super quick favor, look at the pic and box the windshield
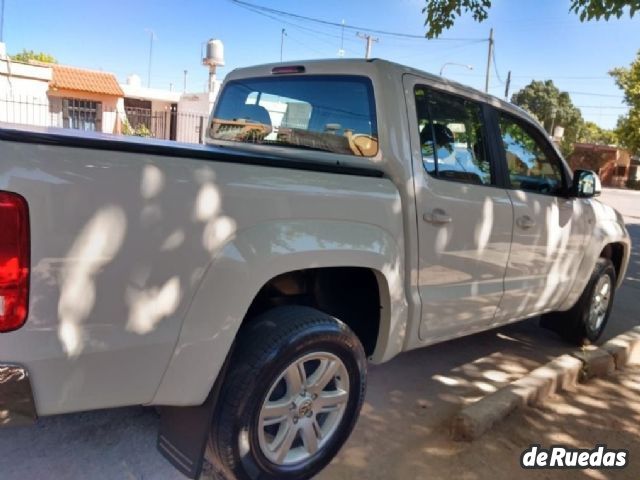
[209,75,378,157]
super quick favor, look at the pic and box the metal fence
[0,96,209,144]
[0,96,63,128]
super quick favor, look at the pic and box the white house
[0,42,53,127]
[0,41,224,143]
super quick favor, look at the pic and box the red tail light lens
[0,192,30,332]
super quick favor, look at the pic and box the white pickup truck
[0,59,630,480]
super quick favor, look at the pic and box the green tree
[423,0,640,38]
[610,50,640,155]
[577,121,618,145]
[10,49,57,64]
[511,80,583,156]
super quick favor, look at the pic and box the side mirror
[571,169,601,198]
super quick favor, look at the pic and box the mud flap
[157,392,217,478]
[157,352,232,479]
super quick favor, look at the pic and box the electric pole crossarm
[356,32,378,59]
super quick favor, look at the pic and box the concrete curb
[450,326,640,441]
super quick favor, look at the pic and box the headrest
[420,123,455,146]
[238,104,272,127]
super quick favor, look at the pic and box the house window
[124,98,152,130]
[63,99,102,131]
[615,165,627,177]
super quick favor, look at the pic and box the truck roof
[225,58,535,126]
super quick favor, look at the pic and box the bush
[121,119,152,138]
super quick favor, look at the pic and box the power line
[229,0,485,41]
[566,90,624,98]
[235,0,361,50]
[576,105,628,109]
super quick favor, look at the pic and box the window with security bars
[62,99,102,131]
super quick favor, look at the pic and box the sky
[4,0,639,129]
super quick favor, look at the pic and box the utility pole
[549,107,557,135]
[484,28,494,93]
[357,32,378,59]
[183,70,188,92]
[280,28,286,62]
[504,70,511,100]
[145,29,156,88]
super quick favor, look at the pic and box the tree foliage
[610,50,640,154]
[423,0,639,38]
[511,80,583,134]
[511,80,583,156]
[577,121,618,145]
[10,49,57,64]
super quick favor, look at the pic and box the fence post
[199,116,204,144]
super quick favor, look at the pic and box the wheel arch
[557,221,630,311]
[151,219,408,406]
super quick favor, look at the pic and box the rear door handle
[423,208,452,225]
[516,215,536,230]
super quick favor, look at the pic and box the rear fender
[152,219,407,406]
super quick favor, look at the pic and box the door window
[498,113,565,195]
[414,86,493,186]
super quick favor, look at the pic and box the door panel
[493,111,588,322]
[417,178,514,339]
[496,191,588,321]
[403,75,514,341]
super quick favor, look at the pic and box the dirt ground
[320,366,640,480]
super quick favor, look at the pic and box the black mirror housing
[571,169,601,198]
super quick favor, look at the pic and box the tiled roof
[50,65,123,96]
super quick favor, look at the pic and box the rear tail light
[0,192,30,332]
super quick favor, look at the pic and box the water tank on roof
[553,126,565,140]
[203,39,224,67]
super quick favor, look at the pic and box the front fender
[557,216,630,311]
[152,219,407,406]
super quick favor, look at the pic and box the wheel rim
[257,351,350,466]
[588,274,612,332]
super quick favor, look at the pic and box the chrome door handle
[423,208,452,225]
[516,215,536,230]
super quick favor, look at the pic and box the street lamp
[439,62,474,76]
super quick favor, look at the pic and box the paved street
[0,189,637,480]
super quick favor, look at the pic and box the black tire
[206,306,367,480]
[540,258,616,345]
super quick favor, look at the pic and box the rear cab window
[210,76,378,156]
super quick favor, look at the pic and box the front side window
[498,113,565,195]
[414,86,493,186]
[210,76,378,157]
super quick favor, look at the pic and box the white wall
[0,58,53,127]
[177,90,218,143]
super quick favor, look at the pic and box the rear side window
[210,76,378,156]
[414,86,493,186]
